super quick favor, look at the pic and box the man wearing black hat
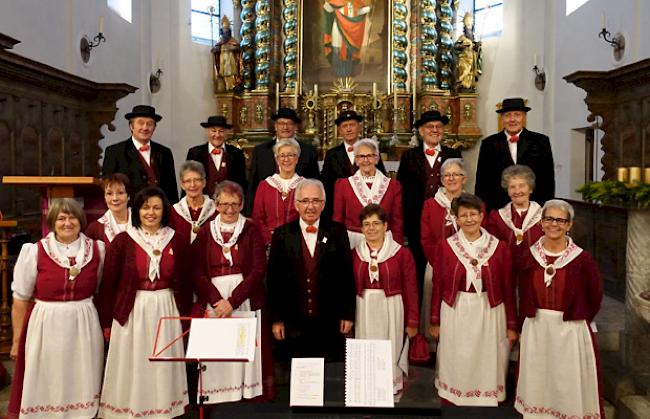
[102,105,179,202]
[475,97,555,211]
[396,110,461,293]
[247,107,319,211]
[320,110,386,221]
[186,115,247,198]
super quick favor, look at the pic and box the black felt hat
[124,105,162,122]
[200,115,233,129]
[414,110,449,128]
[335,110,363,125]
[496,97,531,113]
[271,107,301,123]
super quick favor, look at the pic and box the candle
[617,167,629,183]
[645,168,650,184]
[314,84,318,103]
[372,82,377,103]
[275,82,280,111]
[99,16,105,33]
[630,166,642,183]
[601,12,606,29]
[533,54,538,67]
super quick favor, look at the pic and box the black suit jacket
[475,128,555,212]
[247,138,320,209]
[102,138,179,203]
[319,143,387,221]
[185,143,248,194]
[396,143,461,244]
[266,219,356,334]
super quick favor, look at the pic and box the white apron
[200,273,263,404]
[435,292,509,406]
[515,309,601,418]
[355,289,409,394]
[21,298,103,418]
[419,262,437,352]
[99,289,188,419]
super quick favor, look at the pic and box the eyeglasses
[217,202,241,209]
[355,154,377,160]
[296,198,324,206]
[276,121,295,127]
[442,173,465,179]
[277,153,297,160]
[181,177,205,184]
[457,212,481,220]
[541,216,570,225]
[361,220,384,228]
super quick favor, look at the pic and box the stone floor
[0,296,637,418]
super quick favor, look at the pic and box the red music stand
[149,316,257,419]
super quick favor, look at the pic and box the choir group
[7,102,603,419]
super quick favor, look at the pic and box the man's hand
[406,326,418,338]
[272,322,285,341]
[340,320,353,334]
[507,329,519,347]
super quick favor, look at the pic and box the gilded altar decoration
[282,0,299,90]
[254,1,271,90]
[212,16,242,92]
[239,0,255,90]
[454,12,482,92]
[392,0,409,91]
[438,0,454,90]
[254,103,264,123]
[420,0,438,90]
[240,105,249,125]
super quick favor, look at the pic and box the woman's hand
[10,340,19,360]
[272,322,285,341]
[428,325,440,341]
[406,326,418,338]
[507,329,519,347]
[103,327,111,342]
[214,299,233,318]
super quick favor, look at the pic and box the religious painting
[302,0,389,90]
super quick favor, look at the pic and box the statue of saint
[454,12,482,92]
[212,16,242,92]
[323,1,373,77]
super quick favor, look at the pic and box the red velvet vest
[299,236,320,318]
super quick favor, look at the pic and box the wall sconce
[599,14,625,61]
[149,69,163,94]
[80,17,106,63]
[532,65,546,91]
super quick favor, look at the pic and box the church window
[107,0,132,23]
[566,0,591,16]
[474,0,503,39]
[191,0,221,45]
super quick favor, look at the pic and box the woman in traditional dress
[252,139,303,245]
[515,199,604,418]
[333,138,403,248]
[97,186,189,419]
[85,173,131,244]
[486,164,543,262]
[169,160,217,244]
[429,193,518,406]
[192,180,269,403]
[8,198,105,419]
[353,204,418,395]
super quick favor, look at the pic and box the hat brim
[271,114,301,124]
[200,122,233,129]
[496,106,531,114]
[335,115,363,125]
[415,115,449,128]
[125,112,163,122]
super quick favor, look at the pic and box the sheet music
[289,358,324,406]
[185,316,257,361]
[345,338,394,407]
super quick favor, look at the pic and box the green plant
[577,180,650,208]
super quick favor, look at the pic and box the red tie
[347,146,354,152]
[305,225,318,234]
[509,135,519,143]
[211,148,222,155]
[139,143,150,152]
[425,148,436,156]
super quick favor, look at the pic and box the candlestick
[617,167,629,183]
[99,16,105,33]
[275,82,280,111]
[630,166,642,183]
[394,89,398,111]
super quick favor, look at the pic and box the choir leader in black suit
[475,97,555,212]
[102,105,179,203]
[266,179,356,362]
[185,115,248,197]
[396,110,461,296]
[320,110,386,221]
[247,108,320,212]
